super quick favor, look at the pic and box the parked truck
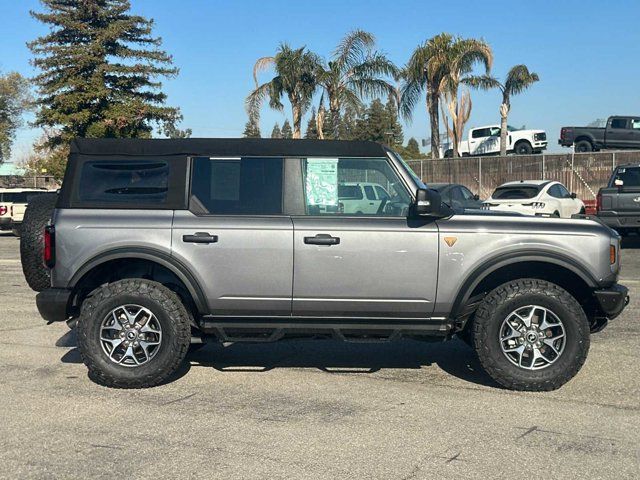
[559,116,640,152]
[597,163,640,235]
[444,125,547,157]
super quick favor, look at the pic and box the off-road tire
[514,141,533,155]
[77,279,191,388]
[574,140,592,152]
[472,279,590,391]
[20,193,58,291]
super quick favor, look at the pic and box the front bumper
[36,288,71,322]
[594,283,629,320]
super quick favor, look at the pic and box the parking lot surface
[0,232,638,479]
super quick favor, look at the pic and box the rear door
[171,157,293,316]
[291,156,439,320]
[469,128,490,155]
[610,166,640,214]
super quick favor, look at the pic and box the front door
[171,157,293,316]
[291,157,439,319]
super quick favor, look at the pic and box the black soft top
[70,138,388,158]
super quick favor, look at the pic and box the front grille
[534,132,547,141]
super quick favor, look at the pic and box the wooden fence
[406,151,640,201]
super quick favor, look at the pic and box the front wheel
[472,279,589,391]
[514,141,533,155]
[76,279,191,388]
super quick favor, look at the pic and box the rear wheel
[574,140,592,152]
[20,193,58,291]
[472,279,589,391]
[76,279,191,388]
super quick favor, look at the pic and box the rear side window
[472,128,491,138]
[190,157,283,215]
[338,185,363,200]
[610,118,628,129]
[78,160,169,204]
[363,185,376,200]
[492,186,540,199]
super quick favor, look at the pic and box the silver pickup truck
[32,138,628,391]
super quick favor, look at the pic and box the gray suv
[34,138,628,390]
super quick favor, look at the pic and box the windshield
[611,166,640,187]
[492,185,541,200]
[389,150,426,189]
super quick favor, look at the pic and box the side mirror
[570,192,577,199]
[413,188,451,217]
[473,194,480,201]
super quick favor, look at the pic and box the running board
[198,317,450,343]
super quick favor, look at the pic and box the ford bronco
[32,138,628,390]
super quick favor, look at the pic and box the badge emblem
[444,237,457,247]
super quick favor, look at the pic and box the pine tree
[338,104,359,140]
[405,137,421,157]
[271,123,282,138]
[242,113,261,138]
[322,110,340,140]
[281,119,293,139]
[28,0,184,147]
[304,108,318,139]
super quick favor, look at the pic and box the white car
[445,125,548,157]
[483,180,585,218]
[338,182,390,215]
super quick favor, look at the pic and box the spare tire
[20,193,58,291]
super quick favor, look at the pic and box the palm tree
[465,65,539,155]
[400,34,492,158]
[439,38,493,157]
[247,44,321,139]
[316,30,397,139]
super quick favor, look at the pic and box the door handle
[183,232,218,244]
[304,233,340,246]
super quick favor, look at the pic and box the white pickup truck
[444,125,547,157]
[0,188,54,236]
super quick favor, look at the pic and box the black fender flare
[450,250,599,318]
[68,247,208,313]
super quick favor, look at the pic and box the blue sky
[1,0,639,161]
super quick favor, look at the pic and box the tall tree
[0,72,32,162]
[438,37,493,157]
[247,44,321,139]
[242,112,261,138]
[281,119,293,139]
[270,123,282,138]
[316,30,397,139]
[28,0,185,148]
[304,107,319,139]
[384,95,403,146]
[405,137,421,158]
[400,33,492,158]
[465,65,539,155]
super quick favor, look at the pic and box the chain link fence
[406,151,640,202]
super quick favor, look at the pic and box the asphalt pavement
[0,232,638,479]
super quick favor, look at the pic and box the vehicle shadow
[621,235,640,249]
[57,330,500,389]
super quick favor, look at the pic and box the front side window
[78,160,169,204]
[610,118,628,129]
[190,157,283,215]
[303,157,411,216]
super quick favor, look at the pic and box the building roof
[70,138,388,158]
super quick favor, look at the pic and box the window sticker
[306,158,339,206]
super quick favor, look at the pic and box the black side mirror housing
[473,194,480,201]
[570,192,577,199]
[412,188,451,217]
